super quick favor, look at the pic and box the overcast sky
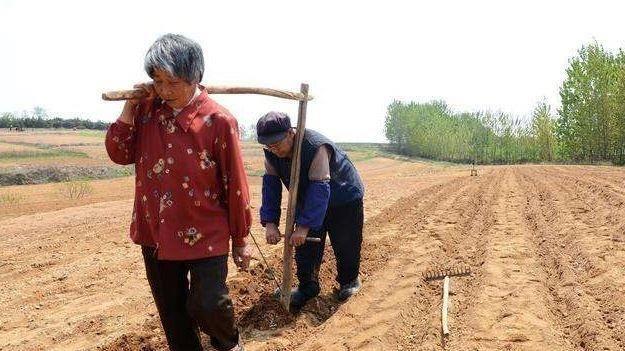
[1,0,624,142]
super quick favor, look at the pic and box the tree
[531,100,556,162]
[558,42,620,163]
[384,100,541,164]
[0,107,110,130]
[238,123,258,141]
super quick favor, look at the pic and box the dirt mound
[238,293,294,330]
[97,333,164,351]
[231,263,295,331]
[96,317,167,351]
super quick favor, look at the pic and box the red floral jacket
[105,86,251,260]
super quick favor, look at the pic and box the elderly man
[105,34,250,351]
[257,111,365,311]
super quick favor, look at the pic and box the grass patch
[77,130,106,138]
[345,149,378,162]
[0,149,89,162]
[339,143,388,162]
[376,151,460,167]
[246,169,265,177]
[113,167,134,177]
[338,142,461,166]
[0,165,134,186]
[244,162,264,177]
[58,180,94,199]
[0,192,23,206]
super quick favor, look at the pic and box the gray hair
[144,34,204,84]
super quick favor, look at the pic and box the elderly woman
[105,34,250,351]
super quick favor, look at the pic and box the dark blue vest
[264,129,364,208]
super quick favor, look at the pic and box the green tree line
[385,42,625,165]
[384,100,553,164]
[1,107,109,130]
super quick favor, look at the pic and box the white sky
[1,0,624,142]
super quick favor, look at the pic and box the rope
[248,231,282,293]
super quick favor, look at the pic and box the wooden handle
[280,83,310,311]
[102,89,147,101]
[442,276,450,335]
[102,86,313,102]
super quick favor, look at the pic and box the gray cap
[256,111,292,145]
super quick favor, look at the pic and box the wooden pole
[279,83,309,311]
[442,276,450,335]
[102,86,313,102]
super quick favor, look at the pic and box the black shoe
[338,276,361,302]
[289,289,313,311]
[227,344,244,351]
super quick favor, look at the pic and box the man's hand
[232,242,253,270]
[265,223,282,245]
[290,225,310,247]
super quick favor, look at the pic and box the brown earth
[0,130,111,169]
[0,130,104,147]
[1,149,624,350]
[0,143,42,153]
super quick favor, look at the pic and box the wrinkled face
[265,130,294,158]
[152,69,196,109]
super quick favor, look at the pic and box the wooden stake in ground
[279,83,310,311]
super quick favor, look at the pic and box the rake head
[423,264,471,281]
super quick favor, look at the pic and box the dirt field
[0,130,104,147]
[0,142,43,153]
[0,130,108,169]
[1,141,625,350]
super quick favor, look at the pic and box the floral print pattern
[177,227,203,246]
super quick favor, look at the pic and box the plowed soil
[2,162,624,351]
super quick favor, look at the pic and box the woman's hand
[118,82,156,126]
[232,242,253,270]
[131,82,157,104]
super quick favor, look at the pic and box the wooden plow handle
[279,83,310,311]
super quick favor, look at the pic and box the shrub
[59,180,93,199]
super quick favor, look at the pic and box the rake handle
[442,276,450,335]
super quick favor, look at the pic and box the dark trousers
[295,198,364,294]
[141,246,239,351]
